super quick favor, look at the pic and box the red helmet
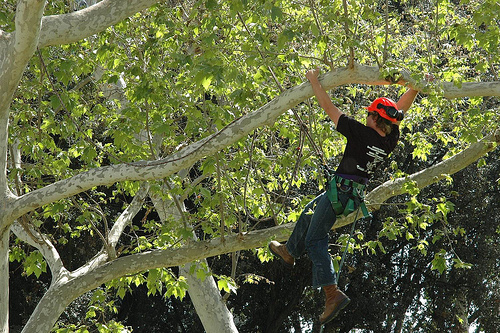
[365,97,403,123]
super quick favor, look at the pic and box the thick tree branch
[0,0,45,197]
[38,0,159,47]
[11,222,69,284]
[14,0,45,55]
[0,0,45,107]
[107,182,149,248]
[0,4,46,329]
[439,81,500,98]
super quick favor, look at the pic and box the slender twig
[71,196,108,250]
[37,55,44,142]
[342,0,355,68]
[257,170,277,225]
[308,0,334,68]
[383,0,389,64]
[163,180,189,230]
[243,131,258,232]
[144,104,157,160]
[428,0,440,71]
[308,0,323,35]
[488,54,499,81]
[434,0,440,40]
[215,152,225,242]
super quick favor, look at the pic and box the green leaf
[196,268,208,281]
[9,246,25,262]
[217,275,237,294]
[82,146,97,162]
[271,6,283,21]
[256,246,273,263]
[201,157,216,175]
[403,180,420,196]
[116,287,126,299]
[436,201,455,219]
[24,251,47,278]
[206,0,217,10]
[217,279,229,292]
[431,249,448,274]
[452,258,472,270]
[201,75,213,90]
[146,269,162,296]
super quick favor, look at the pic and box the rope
[335,204,362,282]
[289,107,335,190]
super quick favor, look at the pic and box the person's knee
[305,236,328,253]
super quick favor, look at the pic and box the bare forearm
[307,72,343,126]
[396,88,419,113]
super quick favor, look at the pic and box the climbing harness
[324,172,371,281]
[325,174,370,219]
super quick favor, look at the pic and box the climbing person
[269,68,421,325]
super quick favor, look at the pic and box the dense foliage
[5,0,499,332]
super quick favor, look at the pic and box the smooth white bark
[39,0,159,47]
[21,185,148,333]
[179,263,239,333]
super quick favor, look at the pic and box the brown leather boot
[268,241,295,268]
[319,284,350,324]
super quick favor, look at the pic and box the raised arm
[396,73,435,113]
[396,88,419,113]
[306,69,344,127]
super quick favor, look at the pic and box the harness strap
[326,175,370,218]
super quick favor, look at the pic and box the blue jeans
[285,191,352,288]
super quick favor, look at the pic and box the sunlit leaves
[431,248,472,274]
[432,249,448,274]
[23,251,47,278]
[216,275,237,294]
[436,200,455,221]
[106,268,188,301]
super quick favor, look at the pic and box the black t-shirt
[335,114,399,182]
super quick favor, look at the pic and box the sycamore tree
[1,0,499,332]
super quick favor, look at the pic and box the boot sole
[319,297,351,325]
[269,244,294,268]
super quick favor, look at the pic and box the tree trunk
[151,184,239,333]
[180,263,238,333]
[0,228,9,333]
